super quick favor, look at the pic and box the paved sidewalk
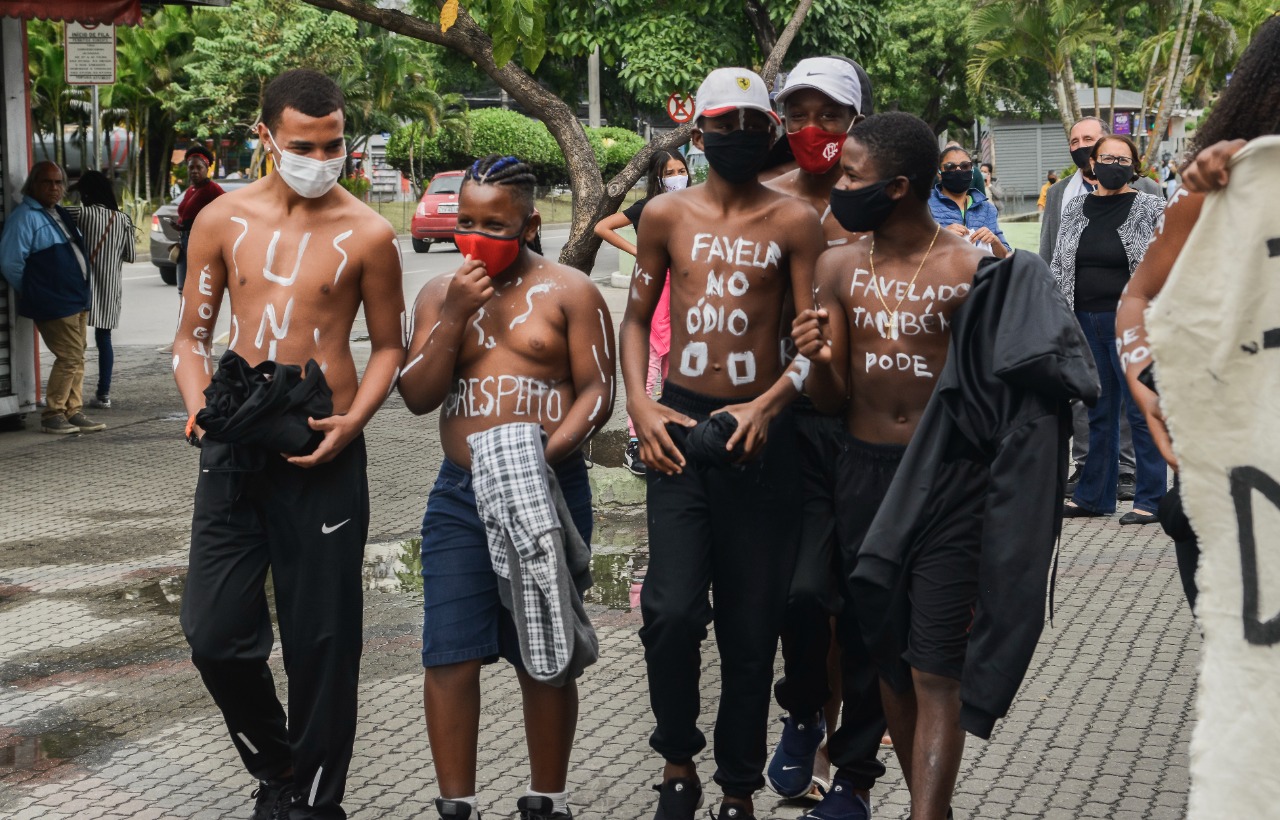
[0,344,1198,819]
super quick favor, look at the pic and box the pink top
[651,278,672,356]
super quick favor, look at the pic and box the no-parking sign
[666,92,695,124]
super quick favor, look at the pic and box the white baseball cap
[775,57,864,114]
[693,68,781,125]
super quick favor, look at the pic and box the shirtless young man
[622,68,824,820]
[760,57,889,816]
[793,113,990,820]
[172,70,406,820]
[397,155,614,820]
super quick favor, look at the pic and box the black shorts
[900,457,984,686]
[833,432,906,564]
[840,436,983,688]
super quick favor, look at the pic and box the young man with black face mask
[399,154,615,820]
[622,67,824,820]
[792,113,989,820]
[173,69,406,820]
[760,57,890,818]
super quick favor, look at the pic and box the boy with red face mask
[761,57,889,820]
[398,154,616,820]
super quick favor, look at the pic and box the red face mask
[788,126,847,175]
[454,223,527,277]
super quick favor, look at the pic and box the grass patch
[397,536,423,592]
[1002,221,1041,254]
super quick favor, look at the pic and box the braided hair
[464,154,537,212]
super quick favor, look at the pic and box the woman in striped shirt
[69,171,134,409]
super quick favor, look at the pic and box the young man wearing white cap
[763,57,888,820]
[621,66,824,820]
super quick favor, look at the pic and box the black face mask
[939,169,971,195]
[701,130,772,184]
[829,180,897,233]
[1094,163,1134,191]
[1071,145,1096,175]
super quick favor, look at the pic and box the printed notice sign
[65,23,116,85]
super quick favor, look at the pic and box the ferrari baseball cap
[775,56,865,114]
[694,68,781,124]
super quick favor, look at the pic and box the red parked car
[411,170,465,252]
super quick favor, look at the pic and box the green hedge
[386,108,645,189]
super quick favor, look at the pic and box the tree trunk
[55,110,65,169]
[1062,58,1083,124]
[1052,70,1074,137]
[300,0,814,274]
[742,0,778,56]
[1139,42,1161,157]
[1145,0,1201,166]
[1091,45,1100,118]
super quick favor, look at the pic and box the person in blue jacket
[929,146,1011,258]
[0,161,105,434]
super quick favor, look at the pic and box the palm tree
[968,0,1110,136]
[1143,0,1202,165]
[341,25,468,191]
[27,23,89,169]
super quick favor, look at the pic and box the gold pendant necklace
[869,225,941,340]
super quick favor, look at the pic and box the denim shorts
[420,454,593,669]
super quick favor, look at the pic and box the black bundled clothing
[683,411,746,466]
[196,350,333,471]
[851,252,1100,740]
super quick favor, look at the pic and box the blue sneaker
[765,712,826,799]
[798,779,870,820]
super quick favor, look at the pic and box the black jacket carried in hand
[196,350,333,471]
[851,252,1100,740]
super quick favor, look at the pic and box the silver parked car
[150,178,251,285]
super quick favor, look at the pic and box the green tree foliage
[866,0,1051,134]
[169,0,360,137]
[968,0,1110,135]
[386,108,645,188]
[340,22,468,169]
[551,0,756,107]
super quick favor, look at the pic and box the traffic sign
[666,92,694,124]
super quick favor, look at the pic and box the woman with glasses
[1051,134,1167,524]
[928,145,1011,258]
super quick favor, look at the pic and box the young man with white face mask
[172,69,405,820]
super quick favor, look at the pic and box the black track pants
[774,407,842,720]
[181,437,369,820]
[639,384,800,799]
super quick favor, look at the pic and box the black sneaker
[250,780,292,820]
[625,438,647,476]
[435,797,479,818]
[653,777,703,820]
[1117,473,1136,501]
[518,794,572,819]
[1065,466,1082,497]
[715,804,757,820]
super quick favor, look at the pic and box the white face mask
[264,127,346,199]
[662,174,690,192]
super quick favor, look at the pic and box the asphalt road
[110,227,621,347]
